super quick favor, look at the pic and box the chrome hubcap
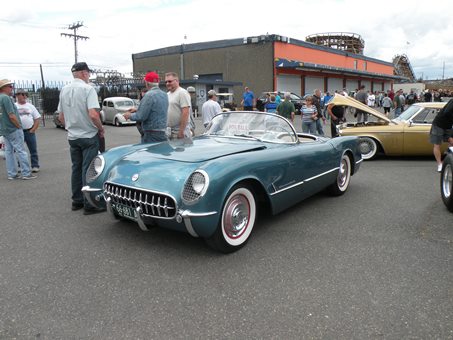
[223,195,250,239]
[338,158,349,188]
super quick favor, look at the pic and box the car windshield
[116,100,134,108]
[393,105,421,122]
[205,111,298,143]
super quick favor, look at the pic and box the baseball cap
[187,86,196,93]
[144,71,159,83]
[71,62,93,73]
[207,89,217,96]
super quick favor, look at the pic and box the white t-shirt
[15,102,41,129]
[201,99,222,126]
[367,94,376,107]
[167,87,191,129]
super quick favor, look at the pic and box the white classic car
[100,97,136,126]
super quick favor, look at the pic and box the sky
[1,0,453,83]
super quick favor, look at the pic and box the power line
[61,21,89,64]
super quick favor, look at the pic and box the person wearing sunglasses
[15,89,41,173]
[0,79,36,180]
[165,72,192,139]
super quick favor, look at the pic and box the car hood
[329,93,392,123]
[119,137,266,164]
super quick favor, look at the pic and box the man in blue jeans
[241,86,255,111]
[0,79,36,180]
[15,89,41,172]
[58,62,105,215]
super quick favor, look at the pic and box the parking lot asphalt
[0,117,452,339]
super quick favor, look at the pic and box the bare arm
[8,113,21,129]
[30,118,40,133]
[59,111,65,127]
[89,108,104,137]
[178,106,190,139]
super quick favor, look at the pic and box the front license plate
[114,203,137,220]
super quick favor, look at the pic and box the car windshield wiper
[233,134,262,141]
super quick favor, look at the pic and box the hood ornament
[131,173,139,182]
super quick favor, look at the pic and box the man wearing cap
[0,79,36,180]
[15,89,41,172]
[123,71,168,143]
[201,90,222,128]
[165,72,192,139]
[58,62,105,214]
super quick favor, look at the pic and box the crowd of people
[1,67,452,211]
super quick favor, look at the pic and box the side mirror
[408,119,413,127]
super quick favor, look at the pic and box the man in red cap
[124,71,168,143]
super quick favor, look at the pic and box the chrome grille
[103,182,177,219]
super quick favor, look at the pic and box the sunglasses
[165,79,175,84]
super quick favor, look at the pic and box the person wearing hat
[15,89,41,172]
[201,90,222,128]
[123,71,168,143]
[0,79,36,180]
[58,62,105,214]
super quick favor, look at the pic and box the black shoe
[83,207,106,215]
[71,202,84,211]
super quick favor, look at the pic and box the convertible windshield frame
[205,111,299,144]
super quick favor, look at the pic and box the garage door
[361,80,371,92]
[345,79,358,93]
[383,81,392,92]
[327,78,343,94]
[304,76,324,96]
[276,75,301,96]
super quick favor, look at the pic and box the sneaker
[22,174,37,180]
[7,174,21,180]
[437,164,442,172]
[32,167,40,173]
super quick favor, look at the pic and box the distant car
[0,135,5,158]
[330,94,448,160]
[100,97,136,126]
[82,111,362,253]
[256,91,303,113]
[53,111,64,128]
[441,147,453,212]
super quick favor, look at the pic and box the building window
[363,61,367,70]
[354,60,358,69]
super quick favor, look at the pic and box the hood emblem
[131,173,139,182]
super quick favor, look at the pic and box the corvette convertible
[82,111,362,253]
[329,94,448,160]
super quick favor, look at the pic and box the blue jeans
[142,131,167,143]
[302,121,316,134]
[394,107,402,118]
[315,118,325,136]
[4,129,31,177]
[23,130,39,168]
[68,136,99,208]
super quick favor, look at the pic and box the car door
[403,107,440,155]
[104,100,115,124]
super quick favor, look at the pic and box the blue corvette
[83,111,362,252]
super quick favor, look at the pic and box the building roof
[132,34,394,67]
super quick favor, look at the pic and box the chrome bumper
[81,185,104,208]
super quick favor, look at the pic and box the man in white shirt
[15,89,41,172]
[165,72,191,139]
[201,90,222,128]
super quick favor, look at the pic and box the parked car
[82,111,362,253]
[330,94,448,160]
[53,111,64,128]
[0,135,5,159]
[100,97,136,126]
[441,146,453,212]
[256,91,304,113]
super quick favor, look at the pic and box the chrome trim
[356,158,363,164]
[135,206,149,231]
[270,167,339,196]
[178,210,218,238]
[86,155,105,183]
[82,185,102,207]
[182,169,210,205]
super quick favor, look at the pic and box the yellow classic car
[329,94,448,159]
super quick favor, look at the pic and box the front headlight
[182,170,209,204]
[86,155,105,183]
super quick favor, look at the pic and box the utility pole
[61,21,89,64]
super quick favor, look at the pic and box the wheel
[358,137,378,160]
[327,154,351,196]
[206,184,257,253]
[114,118,121,127]
[440,155,453,212]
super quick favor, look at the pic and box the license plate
[114,203,137,220]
